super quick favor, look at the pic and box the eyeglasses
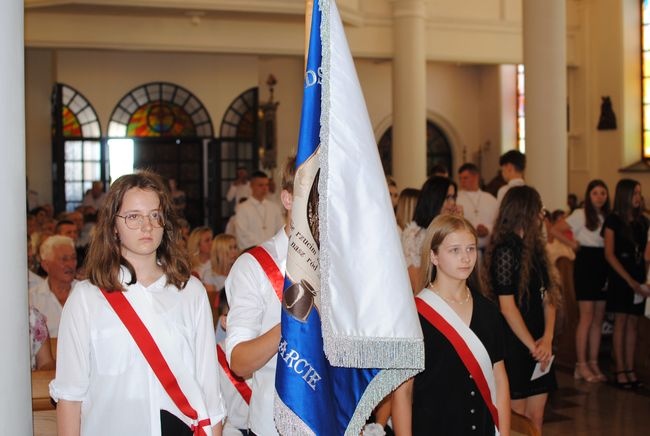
[116,211,165,230]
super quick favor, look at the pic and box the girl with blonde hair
[187,226,213,279]
[393,214,510,435]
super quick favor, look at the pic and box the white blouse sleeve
[49,282,92,402]
[189,278,226,424]
[224,254,267,363]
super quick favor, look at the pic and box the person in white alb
[226,166,252,205]
[456,163,498,252]
[225,157,295,436]
[495,150,526,207]
[29,235,77,337]
[234,171,284,250]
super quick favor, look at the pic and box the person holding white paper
[393,215,510,435]
[484,186,560,434]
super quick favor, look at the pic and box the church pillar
[0,0,32,434]
[523,0,568,209]
[391,0,427,188]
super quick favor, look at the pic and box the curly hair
[482,185,560,307]
[84,170,191,292]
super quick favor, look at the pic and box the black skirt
[573,246,608,301]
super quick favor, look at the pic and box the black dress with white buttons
[412,291,504,435]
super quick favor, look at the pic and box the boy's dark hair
[250,170,269,180]
[458,163,479,175]
[55,220,75,232]
[499,150,526,172]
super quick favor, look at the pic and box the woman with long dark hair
[603,179,649,389]
[483,186,560,433]
[551,180,610,382]
[401,176,461,292]
[52,170,224,435]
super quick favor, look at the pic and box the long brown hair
[84,170,191,292]
[483,186,560,307]
[420,214,481,292]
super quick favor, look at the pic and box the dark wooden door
[133,138,204,228]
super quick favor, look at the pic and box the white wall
[25,48,509,205]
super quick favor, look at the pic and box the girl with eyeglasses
[51,170,224,436]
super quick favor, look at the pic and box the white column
[391,0,427,188]
[523,0,567,210]
[0,1,32,434]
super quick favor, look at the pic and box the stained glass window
[516,64,526,153]
[59,85,101,138]
[220,87,258,138]
[641,0,650,159]
[108,82,213,138]
[52,84,103,212]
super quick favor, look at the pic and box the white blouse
[50,269,225,435]
[203,269,227,291]
[565,208,604,248]
[401,221,426,268]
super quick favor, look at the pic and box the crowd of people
[23,149,650,435]
[389,150,650,435]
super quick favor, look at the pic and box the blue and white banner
[274,1,424,435]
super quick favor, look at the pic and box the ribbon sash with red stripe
[216,344,252,404]
[247,246,283,302]
[101,289,211,436]
[415,296,500,431]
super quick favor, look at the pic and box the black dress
[489,232,557,400]
[602,213,648,315]
[412,290,504,436]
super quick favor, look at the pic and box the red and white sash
[216,343,252,404]
[247,246,283,302]
[101,289,212,436]
[415,289,500,434]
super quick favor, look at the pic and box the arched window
[51,84,102,212]
[108,82,213,138]
[377,120,453,178]
[210,87,260,230]
[105,83,215,228]
[219,87,258,139]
